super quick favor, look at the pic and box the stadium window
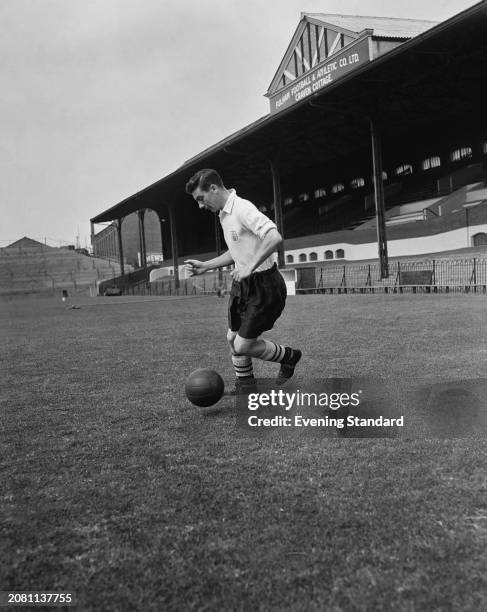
[450,147,472,162]
[331,183,344,194]
[335,249,344,259]
[314,188,326,199]
[324,250,333,260]
[422,156,441,171]
[472,232,487,246]
[309,252,317,261]
[286,254,294,263]
[299,253,307,262]
[350,177,365,189]
[298,193,309,203]
[284,197,294,207]
[395,164,413,177]
[482,142,487,154]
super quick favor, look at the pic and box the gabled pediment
[266,15,363,97]
[266,13,437,99]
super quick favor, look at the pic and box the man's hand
[231,264,254,282]
[184,259,207,276]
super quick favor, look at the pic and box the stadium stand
[89,5,487,296]
[0,237,132,296]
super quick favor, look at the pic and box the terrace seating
[0,241,132,295]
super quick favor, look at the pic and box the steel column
[168,205,180,288]
[269,158,285,268]
[370,119,389,279]
[116,217,125,277]
[137,209,147,270]
[157,212,167,260]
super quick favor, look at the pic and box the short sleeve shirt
[219,189,277,273]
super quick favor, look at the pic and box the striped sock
[232,355,254,379]
[259,340,291,363]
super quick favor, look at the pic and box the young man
[184,168,301,391]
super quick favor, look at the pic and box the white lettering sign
[271,38,370,113]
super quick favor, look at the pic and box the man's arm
[185,250,235,276]
[232,228,282,282]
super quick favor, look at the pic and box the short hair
[185,169,224,194]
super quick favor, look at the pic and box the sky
[0,0,479,247]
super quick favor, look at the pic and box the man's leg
[234,335,302,383]
[231,267,301,384]
[227,329,255,391]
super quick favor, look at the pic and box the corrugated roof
[303,14,438,39]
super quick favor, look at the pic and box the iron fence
[297,258,487,294]
[121,271,233,297]
[109,258,487,297]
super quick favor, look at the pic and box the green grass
[1,294,487,611]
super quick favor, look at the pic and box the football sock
[232,355,254,379]
[259,341,292,363]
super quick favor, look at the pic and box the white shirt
[219,189,277,273]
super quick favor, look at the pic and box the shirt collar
[221,189,236,214]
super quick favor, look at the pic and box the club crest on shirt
[231,231,239,242]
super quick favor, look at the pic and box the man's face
[192,185,220,213]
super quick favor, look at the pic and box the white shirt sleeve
[239,199,277,240]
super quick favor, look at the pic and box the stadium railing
[294,257,487,294]
[107,269,233,298]
[98,258,487,297]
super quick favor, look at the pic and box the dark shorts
[228,264,287,339]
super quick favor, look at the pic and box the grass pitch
[1,294,487,611]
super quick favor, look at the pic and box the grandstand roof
[301,14,437,39]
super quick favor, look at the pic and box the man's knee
[234,335,257,356]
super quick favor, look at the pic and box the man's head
[185,169,228,213]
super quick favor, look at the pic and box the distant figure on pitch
[216,281,226,298]
[184,169,301,393]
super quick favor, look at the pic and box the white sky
[0,0,478,247]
